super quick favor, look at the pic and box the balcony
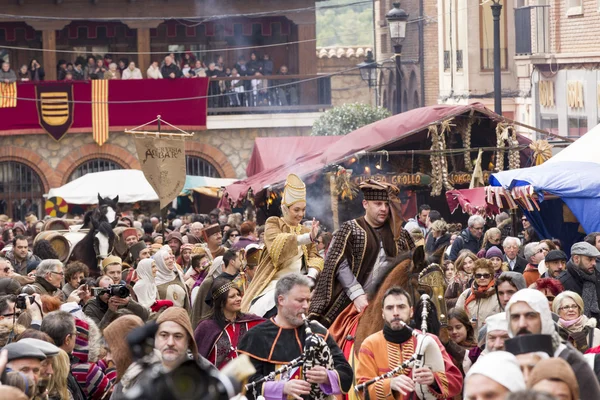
[515,5,550,55]
[207,74,332,115]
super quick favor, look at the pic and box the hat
[130,241,147,261]
[26,259,40,274]
[166,231,183,244]
[571,242,600,258]
[545,249,567,263]
[504,334,553,357]
[122,228,138,240]
[181,243,193,252]
[466,351,525,392]
[101,255,122,270]
[191,246,207,257]
[156,307,198,359]
[18,338,60,357]
[485,312,508,334]
[527,357,579,400]
[202,224,221,240]
[245,244,263,267]
[282,174,306,207]
[506,289,555,338]
[104,315,144,380]
[172,219,183,229]
[359,180,390,202]
[485,246,503,260]
[4,342,46,361]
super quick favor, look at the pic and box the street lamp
[490,0,502,115]
[357,50,378,88]
[386,2,409,115]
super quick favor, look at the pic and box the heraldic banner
[0,79,209,140]
[134,134,187,210]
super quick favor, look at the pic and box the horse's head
[97,193,120,224]
[92,219,117,260]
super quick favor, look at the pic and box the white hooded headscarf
[134,259,158,308]
[466,351,526,393]
[154,248,186,286]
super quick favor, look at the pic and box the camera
[91,284,130,298]
[15,293,35,310]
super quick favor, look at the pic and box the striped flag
[92,79,109,146]
[0,82,17,108]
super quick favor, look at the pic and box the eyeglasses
[472,227,484,231]
[537,248,549,254]
[559,304,579,312]
[50,271,65,276]
[229,234,239,237]
[475,273,492,279]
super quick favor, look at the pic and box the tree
[311,103,391,136]
[317,0,374,47]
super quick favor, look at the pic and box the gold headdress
[281,174,306,207]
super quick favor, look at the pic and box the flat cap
[4,342,46,361]
[545,249,567,263]
[571,242,600,258]
[18,338,60,357]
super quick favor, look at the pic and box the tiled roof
[316,47,373,59]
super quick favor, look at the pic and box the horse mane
[366,251,413,302]
[426,245,447,266]
[96,221,115,240]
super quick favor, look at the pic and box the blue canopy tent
[490,124,600,254]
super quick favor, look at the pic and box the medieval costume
[241,174,324,317]
[203,224,227,259]
[191,256,225,328]
[238,317,353,400]
[309,181,415,327]
[194,281,265,369]
[155,248,191,311]
[356,328,463,400]
[232,244,263,294]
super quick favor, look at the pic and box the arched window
[69,158,123,182]
[0,161,44,220]
[186,155,221,177]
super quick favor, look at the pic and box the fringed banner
[0,82,17,108]
[92,80,109,146]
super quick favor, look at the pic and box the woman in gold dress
[240,174,323,317]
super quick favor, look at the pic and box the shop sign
[352,173,431,186]
[448,171,493,186]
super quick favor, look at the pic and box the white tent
[47,170,159,204]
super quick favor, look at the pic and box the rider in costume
[309,180,415,327]
[241,173,323,317]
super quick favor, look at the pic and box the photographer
[83,276,149,330]
[0,293,43,328]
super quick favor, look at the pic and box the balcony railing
[515,5,550,55]
[207,74,332,115]
[480,48,508,70]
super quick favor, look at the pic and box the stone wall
[0,125,312,192]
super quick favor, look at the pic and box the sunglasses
[475,273,492,279]
[538,248,549,253]
[2,267,10,273]
[229,234,239,237]
[546,295,555,301]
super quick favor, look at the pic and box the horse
[83,194,120,229]
[70,217,118,276]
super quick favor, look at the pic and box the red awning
[445,188,500,217]
[246,136,341,177]
[224,103,532,205]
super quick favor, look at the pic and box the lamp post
[386,2,409,115]
[491,0,502,115]
[357,50,378,88]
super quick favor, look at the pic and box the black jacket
[557,342,600,399]
[68,355,86,400]
[425,233,451,261]
[449,228,482,261]
[560,261,600,320]
[505,255,528,274]
[161,63,182,79]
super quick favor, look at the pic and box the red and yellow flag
[92,80,109,146]
[0,82,17,108]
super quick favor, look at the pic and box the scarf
[154,249,186,286]
[35,276,58,294]
[570,263,600,317]
[464,279,497,309]
[383,323,412,344]
[134,259,158,308]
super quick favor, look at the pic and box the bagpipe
[244,314,334,400]
[355,294,445,400]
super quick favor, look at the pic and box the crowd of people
[0,173,596,400]
[0,51,300,108]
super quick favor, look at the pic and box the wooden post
[297,23,317,105]
[330,174,339,231]
[123,20,163,73]
[42,30,57,81]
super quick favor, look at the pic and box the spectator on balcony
[215,55,225,72]
[57,60,68,81]
[206,62,223,108]
[182,63,194,78]
[247,52,262,76]
[161,56,182,79]
[72,61,85,81]
[193,60,206,77]
[147,61,163,79]
[262,54,273,76]
[122,61,143,80]
[104,63,121,80]
[28,59,45,81]
[83,56,96,80]
[118,58,129,75]
[91,59,107,80]
[17,65,30,82]
[2,62,18,84]
[66,62,74,75]
[251,71,268,106]
[182,52,196,69]
[229,68,243,107]
[104,54,113,67]
[64,72,74,81]
[276,65,298,106]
